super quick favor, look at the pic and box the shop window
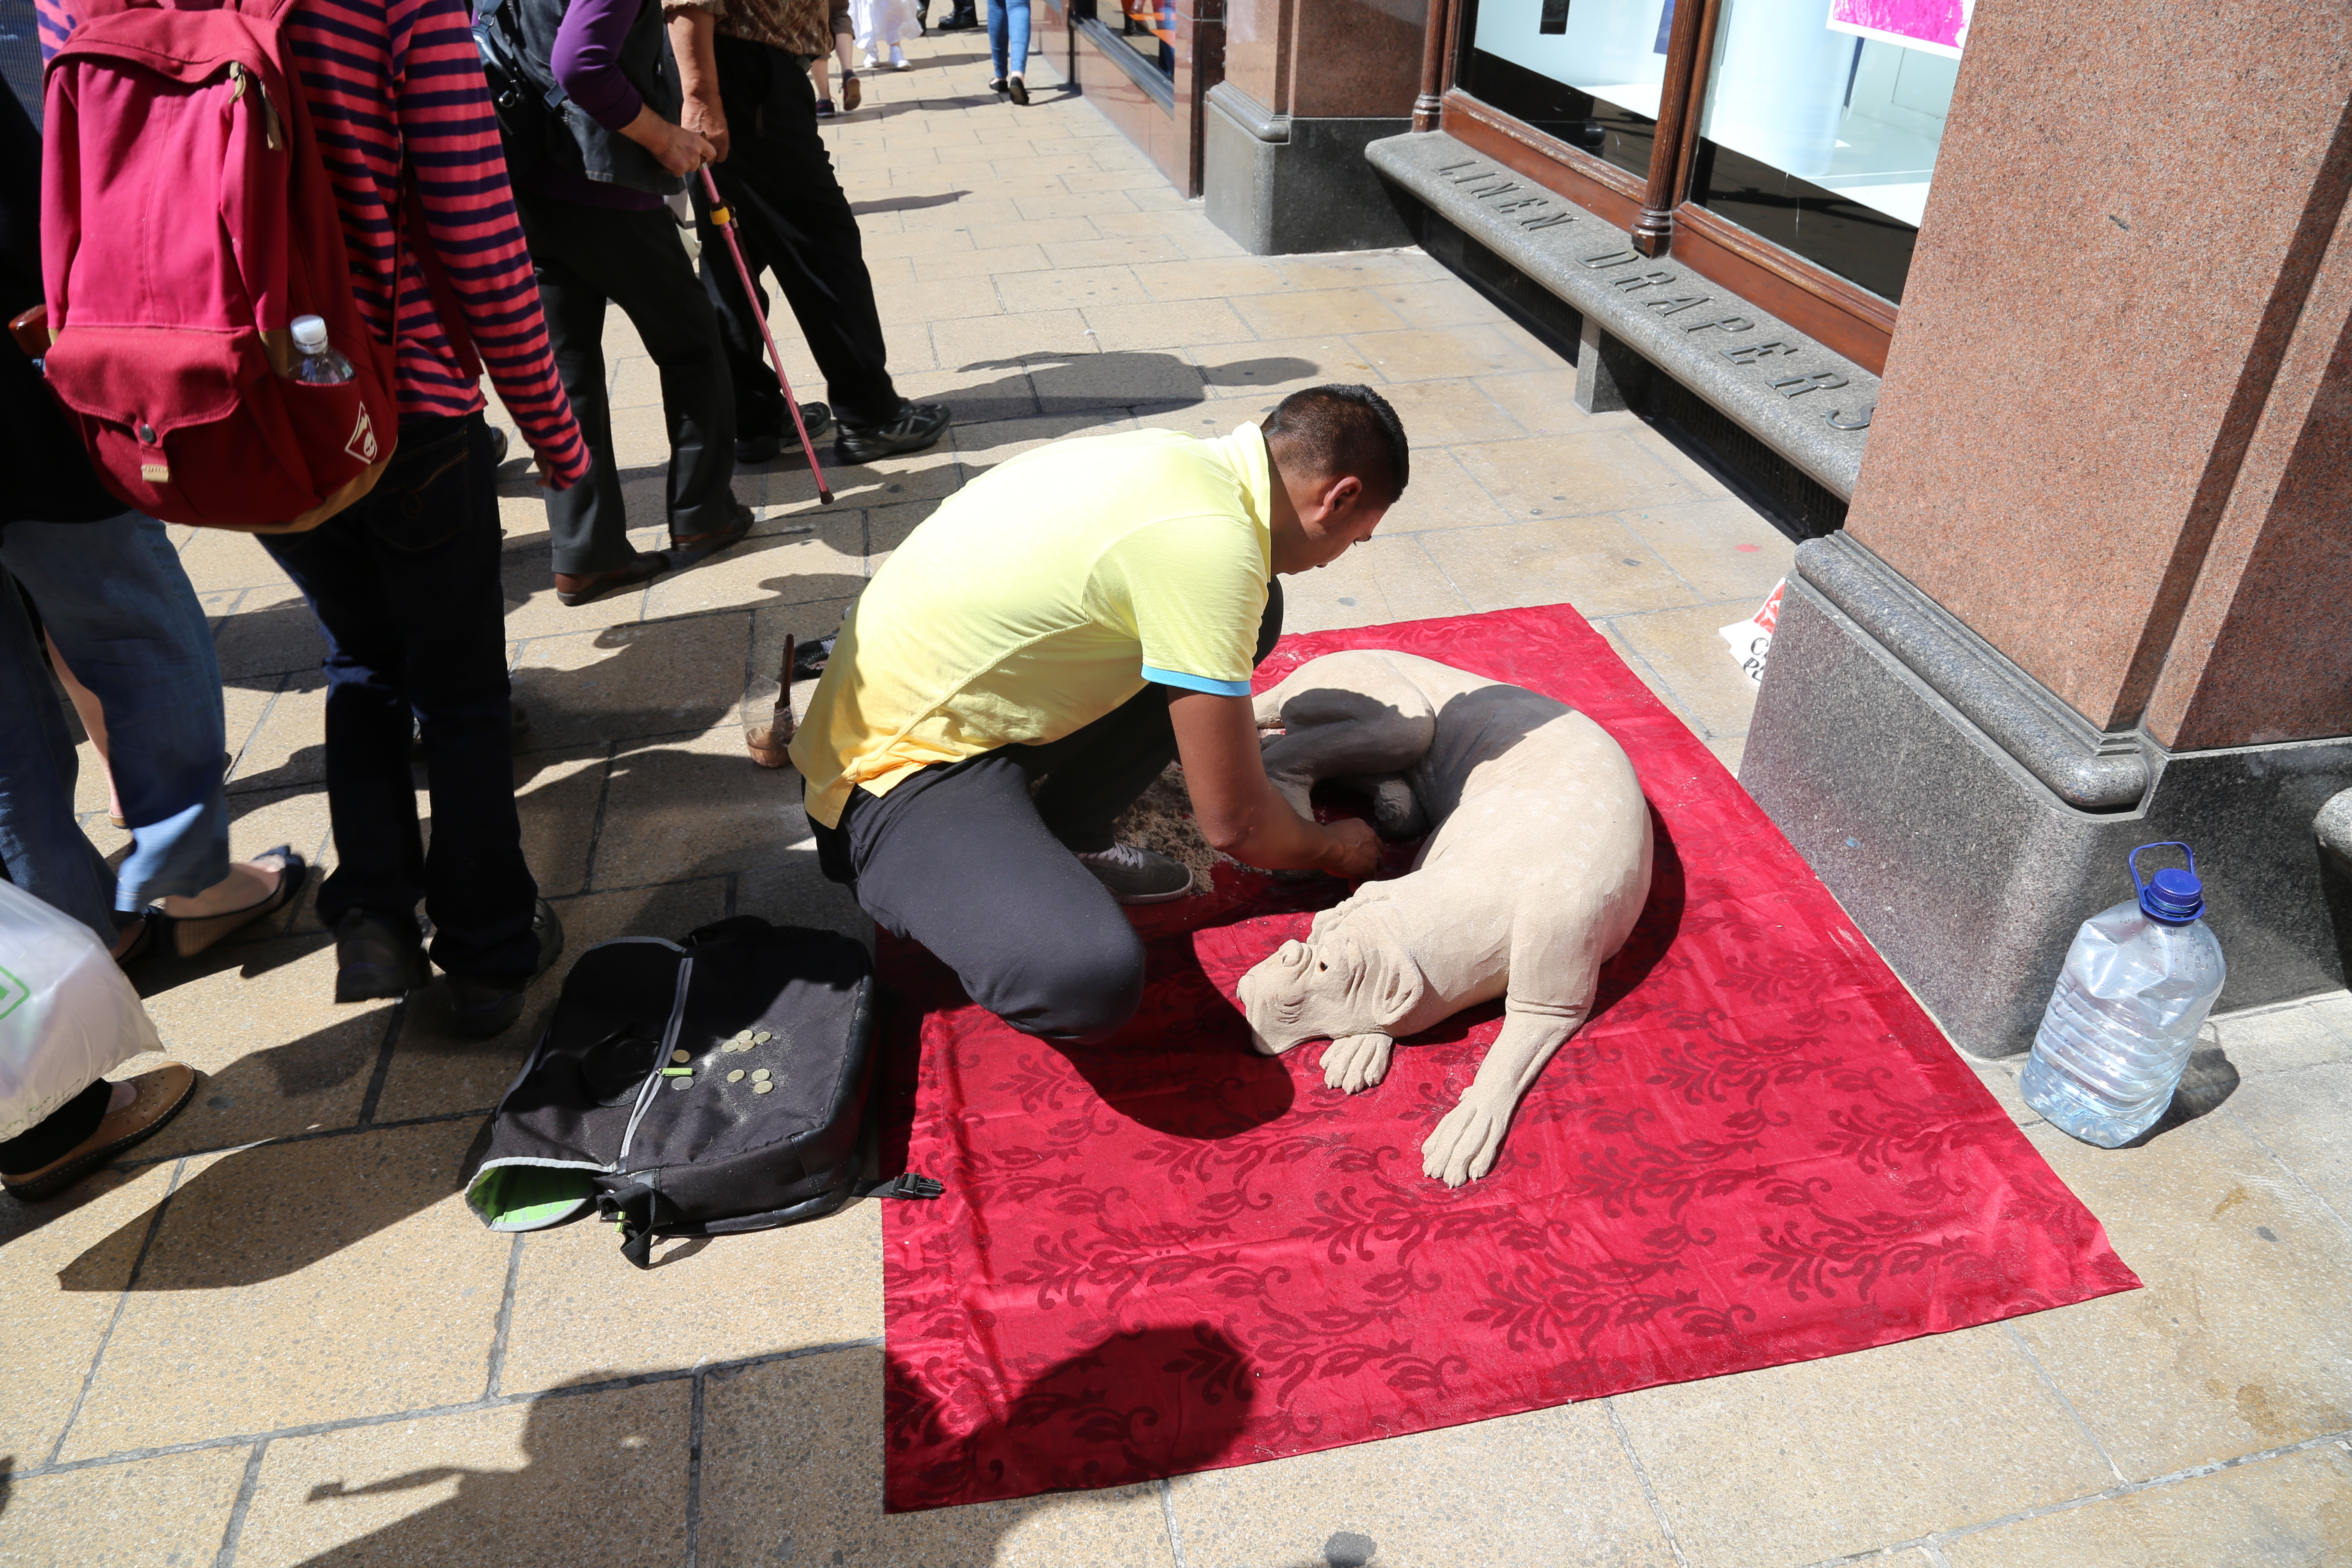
[1690,0,1963,302]
[1456,0,1664,181]
[1075,0,1176,78]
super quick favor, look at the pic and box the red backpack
[38,0,407,532]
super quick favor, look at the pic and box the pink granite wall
[1845,0,2352,744]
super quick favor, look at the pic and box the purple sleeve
[551,0,649,133]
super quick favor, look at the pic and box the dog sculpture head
[1237,917,1427,1056]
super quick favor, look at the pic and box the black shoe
[334,910,428,1003]
[444,898,565,1038]
[835,401,952,465]
[935,7,978,27]
[735,403,835,465]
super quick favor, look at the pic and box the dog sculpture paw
[1320,1032,1393,1093]
[1421,1094,1509,1187]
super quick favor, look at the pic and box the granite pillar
[1202,0,1419,254]
[1740,0,2352,1055]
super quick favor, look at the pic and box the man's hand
[667,10,730,162]
[619,105,716,176]
[1168,689,1381,879]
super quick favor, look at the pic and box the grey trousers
[812,583,1283,1043]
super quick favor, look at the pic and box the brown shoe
[554,550,669,607]
[1,1064,198,1201]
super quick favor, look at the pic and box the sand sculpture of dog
[1236,650,1653,1186]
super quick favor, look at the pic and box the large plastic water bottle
[287,315,353,385]
[2021,842,2226,1147]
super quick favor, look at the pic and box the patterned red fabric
[877,604,2138,1513]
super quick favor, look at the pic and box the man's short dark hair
[1262,384,1410,506]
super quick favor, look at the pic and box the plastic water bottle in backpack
[2020,842,2226,1148]
[287,315,353,385]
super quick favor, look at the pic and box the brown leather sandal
[1,1064,198,1201]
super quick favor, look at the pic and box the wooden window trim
[1435,0,1900,369]
[1438,88,1645,230]
[1669,203,1895,374]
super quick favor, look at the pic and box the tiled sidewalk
[8,28,2352,1568]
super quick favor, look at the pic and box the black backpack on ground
[463,916,939,1267]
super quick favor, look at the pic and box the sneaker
[735,402,835,465]
[861,51,879,68]
[889,43,909,68]
[1076,842,1192,904]
[334,909,429,1002]
[444,898,565,1039]
[841,71,862,111]
[834,400,952,465]
[814,95,837,117]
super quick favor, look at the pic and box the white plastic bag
[0,880,160,1145]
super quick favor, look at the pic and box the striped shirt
[38,0,590,483]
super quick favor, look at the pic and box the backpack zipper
[615,952,693,1168]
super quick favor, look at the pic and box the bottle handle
[2128,841,2195,897]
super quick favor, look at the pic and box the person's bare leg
[156,860,282,921]
[46,631,123,826]
[810,53,831,98]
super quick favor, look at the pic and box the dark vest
[481,0,685,197]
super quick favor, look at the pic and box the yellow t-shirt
[791,423,1275,829]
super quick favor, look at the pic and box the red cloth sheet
[876,604,2137,1512]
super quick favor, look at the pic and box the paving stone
[0,1162,179,1466]
[591,726,811,887]
[993,261,1147,313]
[227,670,327,793]
[2011,1116,2352,1480]
[1364,277,1512,330]
[128,934,392,1161]
[1372,376,1534,448]
[174,527,284,594]
[510,613,749,751]
[1275,251,1448,290]
[1472,368,1628,437]
[1608,600,1770,738]
[1129,256,1291,300]
[1280,535,1470,635]
[638,518,867,622]
[1939,1442,2352,1566]
[1356,448,1515,537]
[695,1348,1176,1567]
[0,1445,249,1566]
[1353,325,1550,384]
[1418,518,1697,618]
[1164,1400,1676,1567]
[212,587,327,680]
[1192,334,1381,402]
[1618,497,1796,603]
[61,1121,510,1458]
[1451,430,1709,521]
[1081,297,1253,354]
[2210,996,2352,1075]
[500,1198,882,1394]
[1611,1324,2116,1568]
[2220,1063,2352,1228]
[370,877,729,1124]
[231,1381,690,1568]
[1233,286,1410,339]
[744,595,858,729]
[735,853,873,946]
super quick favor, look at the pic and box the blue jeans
[0,512,230,943]
[988,0,1029,79]
[259,412,541,981]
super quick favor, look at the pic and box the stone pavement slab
[7,18,2349,1568]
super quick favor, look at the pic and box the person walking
[505,0,774,604]
[808,0,861,115]
[38,0,591,1033]
[666,0,951,466]
[851,0,917,70]
[985,0,1028,100]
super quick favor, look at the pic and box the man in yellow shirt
[790,385,1409,1042]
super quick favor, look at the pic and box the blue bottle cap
[2129,842,2204,923]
